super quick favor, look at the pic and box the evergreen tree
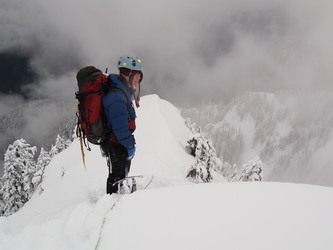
[32,147,51,194]
[185,116,263,183]
[1,139,37,216]
[186,131,217,183]
[49,134,71,157]
[238,157,263,181]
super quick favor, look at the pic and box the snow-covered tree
[186,130,220,183]
[1,139,37,216]
[185,119,226,183]
[32,147,51,194]
[49,134,71,157]
[238,157,263,182]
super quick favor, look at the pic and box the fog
[1,0,333,173]
[1,0,332,101]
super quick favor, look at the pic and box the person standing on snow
[100,54,143,194]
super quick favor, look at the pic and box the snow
[99,183,333,250]
[1,95,333,250]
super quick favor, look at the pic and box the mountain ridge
[0,95,332,250]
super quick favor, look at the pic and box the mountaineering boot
[106,175,121,194]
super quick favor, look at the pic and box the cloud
[1,0,333,176]
[20,100,74,143]
[0,94,25,116]
[0,0,333,140]
[1,0,333,106]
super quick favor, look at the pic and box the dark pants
[100,141,131,194]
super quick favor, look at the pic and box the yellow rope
[77,101,87,170]
[79,132,87,170]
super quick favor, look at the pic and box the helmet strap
[121,74,131,83]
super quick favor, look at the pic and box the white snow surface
[1,95,333,250]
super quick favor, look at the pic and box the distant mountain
[182,91,333,187]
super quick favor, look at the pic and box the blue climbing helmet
[117,54,142,71]
[117,54,143,108]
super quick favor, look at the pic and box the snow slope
[98,183,333,250]
[1,95,333,250]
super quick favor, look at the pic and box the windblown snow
[0,95,333,250]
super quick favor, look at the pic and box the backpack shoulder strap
[104,77,130,106]
[110,87,126,99]
[110,87,132,108]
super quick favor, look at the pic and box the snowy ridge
[1,95,333,250]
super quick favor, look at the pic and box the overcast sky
[0,0,333,165]
[1,0,333,106]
